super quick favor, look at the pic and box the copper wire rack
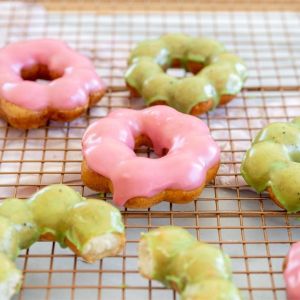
[1,1,300,299]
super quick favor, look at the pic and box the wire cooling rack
[1,1,300,299]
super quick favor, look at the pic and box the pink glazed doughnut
[284,242,300,300]
[81,106,220,208]
[0,39,106,129]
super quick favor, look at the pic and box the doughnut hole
[186,61,204,74]
[169,59,204,75]
[20,64,62,83]
[166,66,192,79]
[134,134,168,158]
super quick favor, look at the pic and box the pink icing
[0,39,106,110]
[82,106,220,206]
[284,242,300,300]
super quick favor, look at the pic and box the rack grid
[0,1,300,299]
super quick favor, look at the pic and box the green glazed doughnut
[125,33,247,115]
[138,226,241,300]
[0,184,126,300]
[241,119,300,213]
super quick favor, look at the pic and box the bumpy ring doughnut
[0,39,106,128]
[138,226,241,300]
[241,118,300,213]
[82,105,220,208]
[125,33,247,115]
[0,184,125,300]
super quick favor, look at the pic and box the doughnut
[0,184,125,300]
[138,226,241,300]
[81,105,220,208]
[0,39,106,129]
[241,119,300,212]
[125,33,247,115]
[283,242,300,300]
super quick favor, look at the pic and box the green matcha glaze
[269,162,300,212]
[186,37,225,65]
[168,242,232,290]
[161,34,191,64]
[199,62,244,96]
[241,120,300,212]
[27,184,83,243]
[139,226,241,299]
[62,199,124,252]
[211,53,247,80]
[125,33,247,114]
[181,280,242,300]
[141,226,195,284]
[0,216,19,260]
[142,74,178,105]
[0,199,39,249]
[172,77,218,112]
[241,142,289,192]
[125,58,163,92]
[128,39,170,66]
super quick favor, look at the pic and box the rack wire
[1,0,300,299]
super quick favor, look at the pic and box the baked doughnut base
[82,160,219,209]
[282,255,288,272]
[0,64,106,129]
[39,228,125,263]
[82,140,220,209]
[65,234,126,263]
[267,187,286,210]
[128,85,235,116]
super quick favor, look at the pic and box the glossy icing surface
[125,34,247,113]
[241,119,300,212]
[63,199,124,252]
[0,39,106,110]
[139,226,241,299]
[82,105,220,206]
[284,242,300,300]
[28,184,83,244]
[0,184,125,300]
[181,280,242,300]
[0,198,40,249]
